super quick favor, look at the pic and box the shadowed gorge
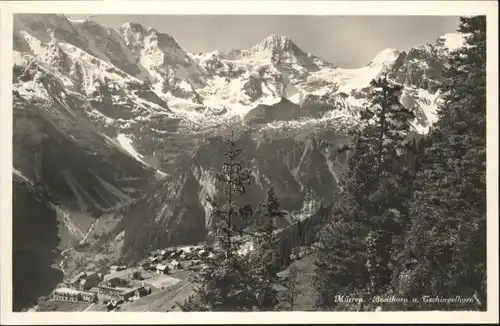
[12,178,63,311]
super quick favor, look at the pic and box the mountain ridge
[12,14,467,310]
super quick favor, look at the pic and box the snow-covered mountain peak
[12,16,468,286]
[368,48,402,67]
[248,33,304,58]
[13,13,456,142]
[119,22,181,50]
[119,22,146,34]
[259,33,293,47]
[118,21,191,72]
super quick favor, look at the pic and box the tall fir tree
[363,76,417,301]
[313,75,417,310]
[248,187,286,311]
[400,16,486,310]
[278,264,301,311]
[181,131,257,311]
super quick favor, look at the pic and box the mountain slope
[12,172,63,311]
[12,13,467,271]
[86,128,350,263]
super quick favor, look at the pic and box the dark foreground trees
[313,15,486,311]
[249,187,287,310]
[400,15,487,310]
[181,15,486,312]
[313,74,417,311]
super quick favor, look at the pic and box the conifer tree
[278,264,300,311]
[401,16,486,310]
[313,75,417,310]
[312,143,372,310]
[248,187,285,310]
[182,131,257,311]
[363,76,417,301]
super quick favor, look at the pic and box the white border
[0,1,498,324]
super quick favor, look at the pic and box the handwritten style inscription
[334,295,476,305]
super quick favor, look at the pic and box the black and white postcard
[0,1,498,324]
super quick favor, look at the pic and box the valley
[11,13,467,312]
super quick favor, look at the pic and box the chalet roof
[120,286,144,296]
[89,287,100,293]
[156,264,168,270]
[54,287,81,295]
[68,272,87,284]
[97,285,123,293]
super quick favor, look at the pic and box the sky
[70,15,460,68]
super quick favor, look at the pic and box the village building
[109,265,126,273]
[169,260,181,271]
[120,286,147,302]
[89,287,100,296]
[52,287,97,303]
[66,271,100,291]
[105,276,123,287]
[155,264,168,274]
[169,251,181,259]
[95,285,147,302]
[79,272,100,291]
[80,291,98,302]
[94,285,124,301]
[52,288,80,302]
[148,256,159,263]
[139,261,150,270]
[66,272,86,289]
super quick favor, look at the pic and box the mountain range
[12,13,466,310]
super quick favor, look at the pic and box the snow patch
[155,170,168,181]
[13,168,31,183]
[116,133,149,166]
[369,48,401,67]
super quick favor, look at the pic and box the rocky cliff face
[13,72,159,247]
[104,126,350,263]
[12,14,466,273]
